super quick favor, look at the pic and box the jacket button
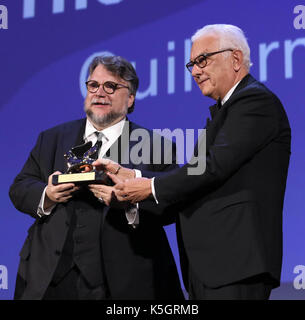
[54,250,61,256]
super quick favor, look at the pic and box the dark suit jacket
[9,119,184,300]
[154,74,291,289]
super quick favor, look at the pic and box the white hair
[191,24,252,70]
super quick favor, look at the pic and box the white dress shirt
[84,117,125,158]
[38,117,140,226]
[221,80,241,105]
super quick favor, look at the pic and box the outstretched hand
[92,159,135,181]
[88,183,128,209]
[107,173,152,204]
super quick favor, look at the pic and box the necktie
[92,132,103,160]
[217,97,222,110]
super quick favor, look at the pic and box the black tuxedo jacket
[154,74,291,289]
[9,119,184,300]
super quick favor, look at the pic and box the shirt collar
[84,117,126,143]
[221,80,241,105]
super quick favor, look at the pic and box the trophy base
[52,171,113,185]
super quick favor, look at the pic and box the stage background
[0,0,304,299]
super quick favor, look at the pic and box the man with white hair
[96,24,291,300]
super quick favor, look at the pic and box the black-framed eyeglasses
[186,49,234,73]
[85,80,130,94]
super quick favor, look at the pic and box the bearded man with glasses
[9,55,184,300]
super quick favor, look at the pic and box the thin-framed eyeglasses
[85,80,130,94]
[186,49,234,73]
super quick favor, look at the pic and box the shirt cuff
[151,177,159,204]
[37,187,56,217]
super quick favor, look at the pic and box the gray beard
[85,106,126,129]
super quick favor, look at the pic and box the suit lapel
[206,103,227,150]
[205,74,255,150]
[105,120,138,169]
[121,120,140,170]
[55,118,87,173]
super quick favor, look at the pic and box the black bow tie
[209,98,222,119]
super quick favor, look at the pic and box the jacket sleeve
[154,90,281,207]
[9,132,48,219]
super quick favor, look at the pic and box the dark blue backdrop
[1,0,304,299]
